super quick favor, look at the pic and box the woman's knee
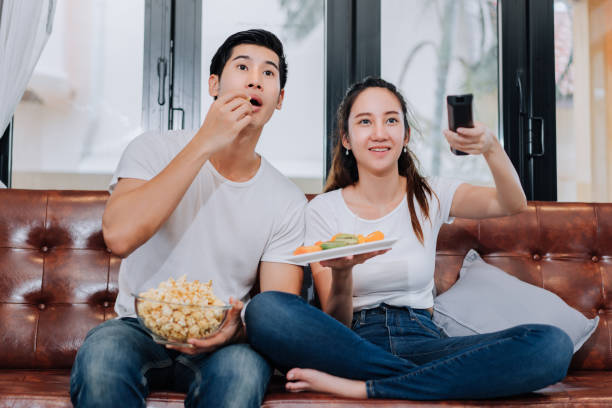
[245,291,299,331]
[541,325,573,379]
[525,324,573,382]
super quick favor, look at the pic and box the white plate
[285,238,399,266]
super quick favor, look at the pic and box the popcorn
[136,275,228,342]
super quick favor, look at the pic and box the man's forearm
[103,136,212,257]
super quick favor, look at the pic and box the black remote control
[446,94,474,156]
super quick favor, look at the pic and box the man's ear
[208,75,220,98]
[276,89,285,110]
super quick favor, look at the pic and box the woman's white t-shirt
[110,130,307,318]
[305,177,462,311]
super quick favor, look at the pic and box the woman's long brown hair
[324,77,437,244]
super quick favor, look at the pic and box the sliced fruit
[334,237,358,245]
[334,233,358,240]
[365,231,385,242]
[294,231,385,256]
[320,241,350,250]
[293,245,323,255]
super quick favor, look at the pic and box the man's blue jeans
[70,317,271,408]
[245,291,573,400]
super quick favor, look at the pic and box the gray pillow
[433,249,599,353]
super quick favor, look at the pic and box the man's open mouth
[249,96,262,107]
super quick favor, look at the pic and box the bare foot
[285,368,367,399]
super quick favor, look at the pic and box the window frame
[1,0,559,199]
[143,0,201,132]
[0,118,12,188]
[325,0,381,176]
[500,0,557,200]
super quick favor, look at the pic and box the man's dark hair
[210,29,288,89]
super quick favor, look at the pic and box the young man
[70,29,306,408]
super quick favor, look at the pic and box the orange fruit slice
[293,245,323,255]
[365,231,384,242]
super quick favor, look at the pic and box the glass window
[12,0,145,189]
[201,0,325,193]
[554,0,612,201]
[381,0,499,186]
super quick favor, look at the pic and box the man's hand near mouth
[194,91,254,155]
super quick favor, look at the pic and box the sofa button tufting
[38,304,46,311]
[103,301,110,308]
[532,254,541,261]
[592,256,599,263]
[41,246,48,253]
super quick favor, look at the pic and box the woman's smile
[368,146,391,155]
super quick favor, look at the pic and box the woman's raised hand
[319,249,389,273]
[443,121,497,156]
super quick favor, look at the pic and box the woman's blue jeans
[245,291,573,400]
[70,317,271,408]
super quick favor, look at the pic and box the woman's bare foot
[285,368,367,399]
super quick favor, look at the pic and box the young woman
[245,77,573,400]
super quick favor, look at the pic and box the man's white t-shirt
[111,130,306,318]
[305,177,462,311]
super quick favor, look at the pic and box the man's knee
[70,319,155,407]
[71,360,146,408]
[209,343,271,382]
[190,344,271,408]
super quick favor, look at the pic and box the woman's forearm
[483,138,528,214]
[323,268,354,327]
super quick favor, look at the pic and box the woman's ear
[341,133,350,150]
[405,126,411,145]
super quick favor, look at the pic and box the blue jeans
[70,317,271,408]
[245,291,573,400]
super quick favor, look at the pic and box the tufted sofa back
[0,190,610,370]
[434,203,611,371]
[0,190,119,369]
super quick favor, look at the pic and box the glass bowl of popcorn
[133,276,232,347]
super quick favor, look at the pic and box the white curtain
[0,0,55,188]
[0,0,56,138]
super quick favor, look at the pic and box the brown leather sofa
[0,189,610,407]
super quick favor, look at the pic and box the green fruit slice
[334,233,358,240]
[334,238,358,245]
[320,241,350,250]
